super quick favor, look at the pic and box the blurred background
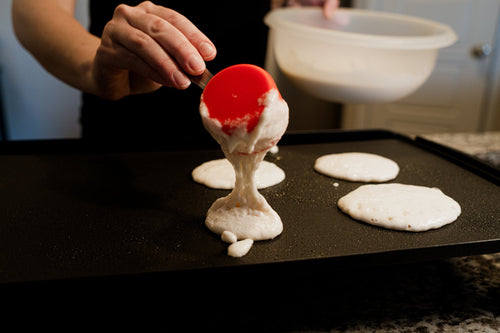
[0,0,499,141]
[0,0,88,140]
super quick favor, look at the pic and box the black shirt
[82,0,270,149]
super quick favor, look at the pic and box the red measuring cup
[201,64,282,136]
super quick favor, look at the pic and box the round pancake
[192,158,285,189]
[314,152,399,182]
[338,183,461,232]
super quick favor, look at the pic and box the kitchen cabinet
[342,0,500,133]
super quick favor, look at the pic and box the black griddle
[0,129,498,285]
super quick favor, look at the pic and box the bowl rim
[264,7,458,50]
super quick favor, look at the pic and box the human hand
[281,0,339,19]
[92,1,216,100]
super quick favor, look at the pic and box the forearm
[12,0,100,95]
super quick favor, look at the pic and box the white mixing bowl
[264,8,457,103]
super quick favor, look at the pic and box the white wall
[0,0,89,140]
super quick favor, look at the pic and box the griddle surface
[0,130,498,283]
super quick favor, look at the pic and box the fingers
[123,8,203,81]
[123,2,216,74]
[323,0,339,19]
[103,14,191,89]
[137,3,216,62]
[100,1,216,90]
[286,0,339,19]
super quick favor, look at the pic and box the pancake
[338,183,461,232]
[192,158,285,190]
[314,152,399,182]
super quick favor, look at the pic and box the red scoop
[202,64,280,135]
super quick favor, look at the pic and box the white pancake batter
[314,152,399,182]
[228,239,254,257]
[338,183,461,232]
[192,158,285,190]
[200,89,289,255]
[221,230,238,243]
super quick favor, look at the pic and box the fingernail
[173,70,190,89]
[199,42,216,59]
[187,54,205,74]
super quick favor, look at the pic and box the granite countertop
[280,132,500,333]
[422,132,500,170]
